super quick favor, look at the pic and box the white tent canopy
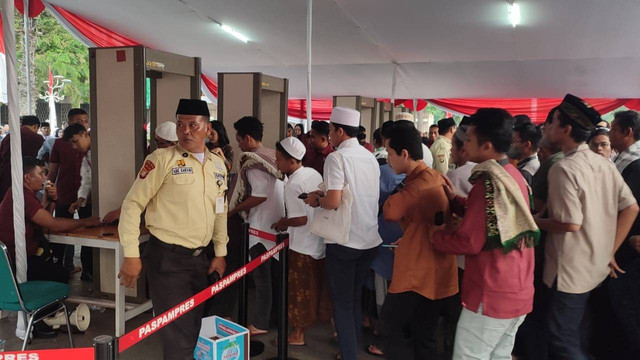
[46,0,640,99]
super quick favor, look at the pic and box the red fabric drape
[201,74,218,100]
[287,99,332,120]
[52,5,140,47]
[15,0,45,18]
[428,98,631,124]
[625,99,640,111]
[0,14,5,54]
[378,98,428,111]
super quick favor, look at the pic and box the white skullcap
[155,121,178,142]
[394,112,414,121]
[279,136,306,161]
[330,107,360,128]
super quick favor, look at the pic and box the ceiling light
[220,24,249,43]
[508,3,521,27]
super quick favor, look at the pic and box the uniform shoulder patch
[139,160,156,179]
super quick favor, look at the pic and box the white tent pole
[23,0,31,112]
[305,0,312,129]
[3,0,27,283]
[391,63,397,119]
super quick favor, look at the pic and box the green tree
[15,10,89,109]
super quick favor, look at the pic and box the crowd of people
[1,94,640,360]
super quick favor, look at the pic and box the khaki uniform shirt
[430,136,453,174]
[118,145,229,258]
[544,144,636,293]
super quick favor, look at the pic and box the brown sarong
[288,249,333,328]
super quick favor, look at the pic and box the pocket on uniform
[170,174,195,185]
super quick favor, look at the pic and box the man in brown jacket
[382,124,458,360]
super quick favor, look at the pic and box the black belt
[149,236,206,257]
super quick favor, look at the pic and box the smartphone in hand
[298,193,309,200]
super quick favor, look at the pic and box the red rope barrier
[0,347,94,360]
[118,235,287,352]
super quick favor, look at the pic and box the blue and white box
[194,316,249,360]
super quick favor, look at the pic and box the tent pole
[306,0,312,129]
[23,0,31,112]
[391,63,397,120]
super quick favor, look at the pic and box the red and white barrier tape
[248,227,277,242]
[118,235,287,352]
[0,347,94,360]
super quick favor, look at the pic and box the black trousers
[27,255,69,283]
[51,203,93,275]
[143,241,209,360]
[382,291,452,360]
[204,214,242,319]
[325,244,377,360]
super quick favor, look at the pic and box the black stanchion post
[242,222,265,358]
[238,222,249,327]
[267,233,297,360]
[93,335,116,360]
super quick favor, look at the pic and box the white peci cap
[394,112,414,121]
[330,107,361,127]
[278,136,306,161]
[155,121,178,142]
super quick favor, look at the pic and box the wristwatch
[315,198,320,207]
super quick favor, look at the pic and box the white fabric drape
[2,0,27,283]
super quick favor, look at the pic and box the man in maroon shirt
[47,108,92,279]
[0,156,101,282]
[0,116,45,202]
[303,120,334,176]
[433,108,538,359]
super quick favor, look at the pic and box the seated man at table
[0,156,102,283]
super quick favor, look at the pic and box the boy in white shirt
[272,136,330,346]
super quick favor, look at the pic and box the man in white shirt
[305,107,382,360]
[228,116,285,335]
[272,136,328,346]
[447,117,476,198]
[508,122,542,186]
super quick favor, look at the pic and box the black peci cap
[176,99,210,117]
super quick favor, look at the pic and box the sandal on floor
[366,344,385,358]
[271,337,306,347]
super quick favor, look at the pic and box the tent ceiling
[48,0,640,99]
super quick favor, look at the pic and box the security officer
[118,99,228,360]
[430,117,457,174]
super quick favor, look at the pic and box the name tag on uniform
[214,172,225,181]
[216,197,225,214]
[172,167,193,175]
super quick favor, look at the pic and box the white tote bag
[310,153,353,244]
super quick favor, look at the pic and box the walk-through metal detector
[89,46,201,299]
